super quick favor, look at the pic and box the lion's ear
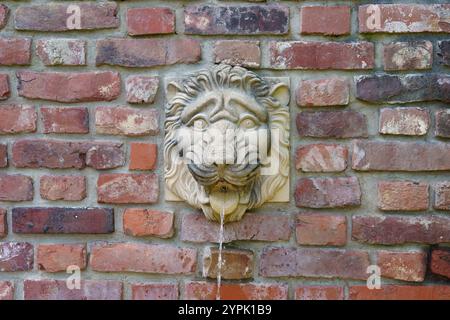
[166,81,183,101]
[269,83,290,106]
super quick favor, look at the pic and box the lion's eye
[240,117,258,130]
[193,118,208,130]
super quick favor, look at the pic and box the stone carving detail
[164,64,290,223]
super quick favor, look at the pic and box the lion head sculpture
[165,64,289,223]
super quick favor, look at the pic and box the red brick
[130,143,157,170]
[90,243,196,274]
[203,247,253,280]
[439,40,450,66]
[0,208,6,237]
[37,244,87,273]
[123,209,173,238]
[384,41,432,70]
[295,177,361,208]
[0,174,33,201]
[96,39,201,68]
[12,139,124,170]
[127,8,175,35]
[349,285,450,300]
[436,110,450,138]
[185,5,289,35]
[12,207,114,234]
[0,105,36,134]
[430,248,450,279]
[0,281,13,300]
[0,74,10,100]
[295,286,344,300]
[40,175,86,201]
[377,250,427,282]
[378,181,429,211]
[41,107,89,134]
[95,106,158,136]
[0,5,9,30]
[301,6,351,36]
[260,247,370,280]
[296,213,347,246]
[126,76,159,104]
[36,39,86,66]
[359,4,450,33]
[0,242,33,271]
[352,215,450,245]
[434,182,450,210]
[297,111,368,138]
[213,40,261,68]
[24,280,122,300]
[270,41,374,70]
[296,78,349,107]
[97,173,158,204]
[379,107,430,136]
[185,282,288,300]
[15,2,119,31]
[0,144,7,167]
[17,71,120,103]
[132,283,178,300]
[295,144,348,172]
[352,140,450,171]
[181,213,291,243]
[0,38,31,65]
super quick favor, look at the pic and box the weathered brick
[12,207,114,234]
[384,41,432,70]
[435,182,450,210]
[436,110,450,138]
[0,242,33,271]
[295,144,348,172]
[297,111,368,138]
[12,139,124,170]
[123,209,173,238]
[355,74,450,104]
[132,283,178,300]
[0,5,9,30]
[127,8,175,35]
[352,215,450,245]
[36,39,86,66]
[24,280,122,300]
[40,175,86,201]
[301,6,350,36]
[379,107,429,136]
[185,282,288,300]
[203,247,253,280]
[378,181,429,211]
[213,40,261,68]
[359,4,450,33]
[349,285,450,300]
[15,2,119,31]
[0,281,13,300]
[91,243,196,274]
[130,143,157,171]
[97,174,158,204]
[181,212,291,243]
[0,105,36,134]
[0,38,31,65]
[96,39,201,68]
[352,140,450,171]
[377,250,427,282]
[37,244,87,272]
[296,213,347,246]
[0,174,33,202]
[295,286,344,300]
[260,247,370,280]
[185,5,289,35]
[296,78,349,107]
[126,76,159,104]
[17,71,120,103]
[0,74,9,100]
[41,107,89,134]
[295,177,361,208]
[95,106,159,136]
[270,41,374,70]
[0,144,6,168]
[438,40,450,66]
[0,208,6,237]
[430,248,450,279]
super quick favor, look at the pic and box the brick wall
[0,0,449,300]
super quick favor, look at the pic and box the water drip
[216,197,225,300]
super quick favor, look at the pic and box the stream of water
[216,203,225,300]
